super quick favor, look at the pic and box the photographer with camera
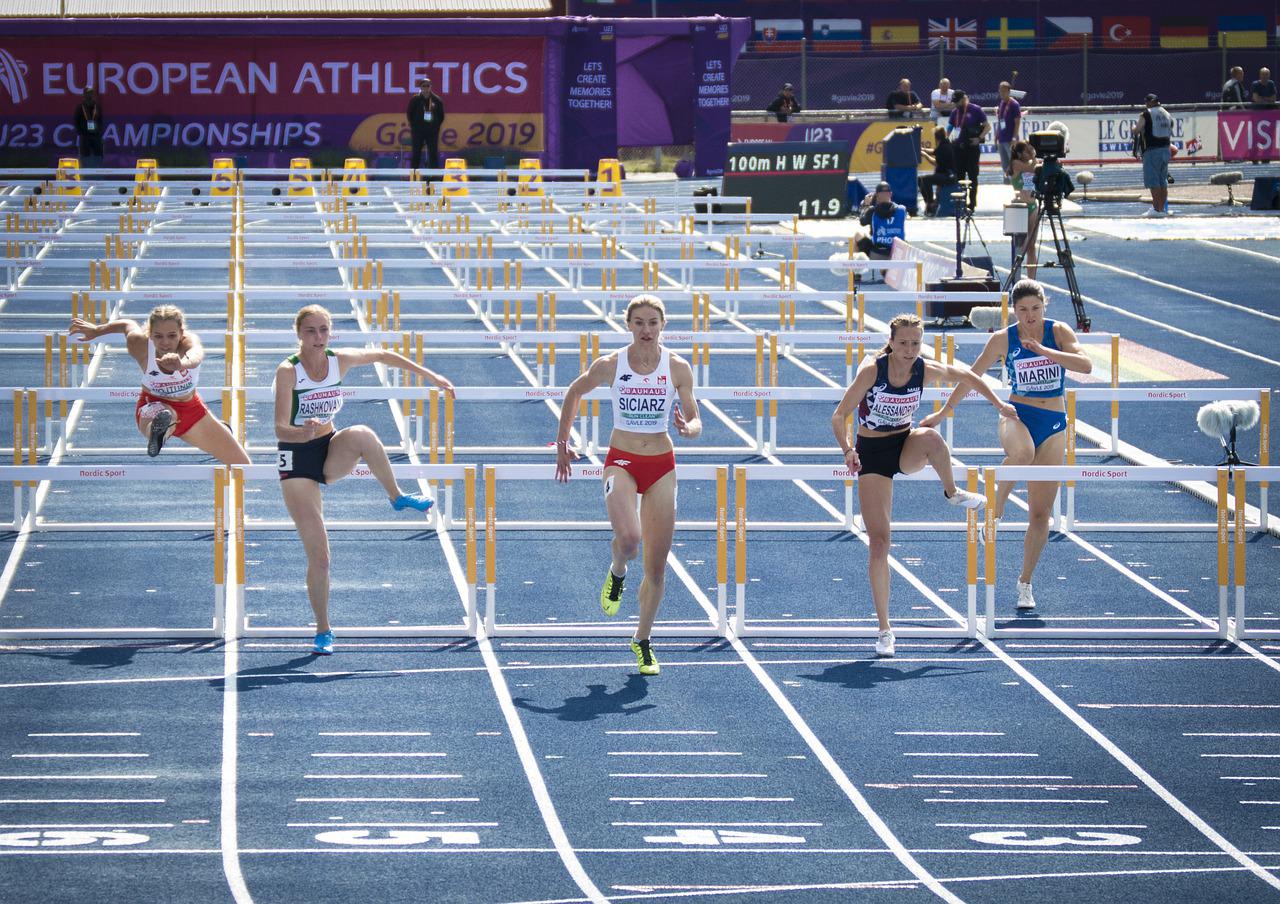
[853,182,907,277]
[948,89,989,211]
[1134,93,1172,217]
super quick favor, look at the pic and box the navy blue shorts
[277,433,333,483]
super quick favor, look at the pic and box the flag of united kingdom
[927,18,979,50]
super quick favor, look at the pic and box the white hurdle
[482,463,728,636]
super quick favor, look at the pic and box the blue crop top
[1005,320,1065,398]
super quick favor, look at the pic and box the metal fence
[733,44,1280,112]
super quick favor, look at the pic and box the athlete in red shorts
[70,304,249,465]
[556,295,702,676]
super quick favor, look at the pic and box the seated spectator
[1251,68,1277,109]
[918,127,957,216]
[930,78,956,124]
[886,79,923,119]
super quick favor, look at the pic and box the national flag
[752,18,804,52]
[927,18,979,51]
[870,20,921,50]
[1159,18,1209,49]
[813,18,863,52]
[1217,15,1268,48]
[1044,17,1093,49]
[1101,17,1151,48]
[985,18,1036,51]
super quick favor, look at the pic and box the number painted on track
[313,829,480,846]
[642,828,806,846]
[0,830,150,847]
[969,830,1142,847]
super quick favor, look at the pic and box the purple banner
[692,19,735,177]
[561,19,618,171]
[1220,110,1280,161]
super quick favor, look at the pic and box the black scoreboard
[722,141,851,219]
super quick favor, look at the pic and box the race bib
[1013,355,1062,393]
[277,450,294,471]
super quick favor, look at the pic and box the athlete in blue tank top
[938,280,1093,613]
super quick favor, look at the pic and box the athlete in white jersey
[274,305,455,655]
[555,295,702,676]
[831,313,1016,657]
[69,305,249,465]
[938,280,1091,612]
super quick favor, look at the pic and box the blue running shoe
[313,631,334,655]
[392,493,435,513]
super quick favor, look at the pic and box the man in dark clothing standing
[74,87,104,160]
[947,89,988,211]
[766,83,800,123]
[406,78,445,174]
[1222,66,1247,109]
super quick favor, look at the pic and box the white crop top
[286,351,344,426]
[611,347,677,434]
[140,338,200,398]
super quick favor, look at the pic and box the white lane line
[925,798,1109,804]
[0,775,157,781]
[309,752,447,758]
[295,797,478,803]
[317,731,432,737]
[923,238,1280,370]
[609,773,767,779]
[0,675,222,690]
[1222,777,1280,781]
[607,751,741,757]
[285,822,500,828]
[896,732,1005,737]
[11,753,148,759]
[1197,238,1280,263]
[1203,754,1280,759]
[27,732,141,737]
[0,823,176,828]
[220,561,252,904]
[1240,801,1280,805]
[1081,704,1280,709]
[611,822,823,827]
[607,797,794,803]
[302,774,462,780]
[0,798,165,804]
[1071,251,1280,325]
[935,823,1147,828]
[916,775,1073,780]
[903,753,1039,758]
[1188,733,1280,737]
[870,778,1131,783]
[605,730,718,735]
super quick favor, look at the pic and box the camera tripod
[1003,191,1091,331]
[950,178,992,279]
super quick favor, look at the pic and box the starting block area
[1,161,1279,904]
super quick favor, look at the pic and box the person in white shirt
[555,295,702,676]
[930,77,956,125]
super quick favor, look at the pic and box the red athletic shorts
[604,448,676,495]
[135,390,210,438]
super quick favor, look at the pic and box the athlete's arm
[174,331,205,371]
[273,360,323,443]
[1023,323,1092,374]
[70,317,148,369]
[926,332,1009,424]
[830,358,879,469]
[670,355,702,440]
[922,359,1016,424]
[554,354,616,482]
[335,347,455,398]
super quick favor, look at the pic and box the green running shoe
[600,568,625,616]
[630,638,660,676]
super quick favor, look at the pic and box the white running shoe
[875,630,896,658]
[947,488,987,510]
[1016,581,1037,610]
[1141,208,1161,218]
[978,516,1001,546]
